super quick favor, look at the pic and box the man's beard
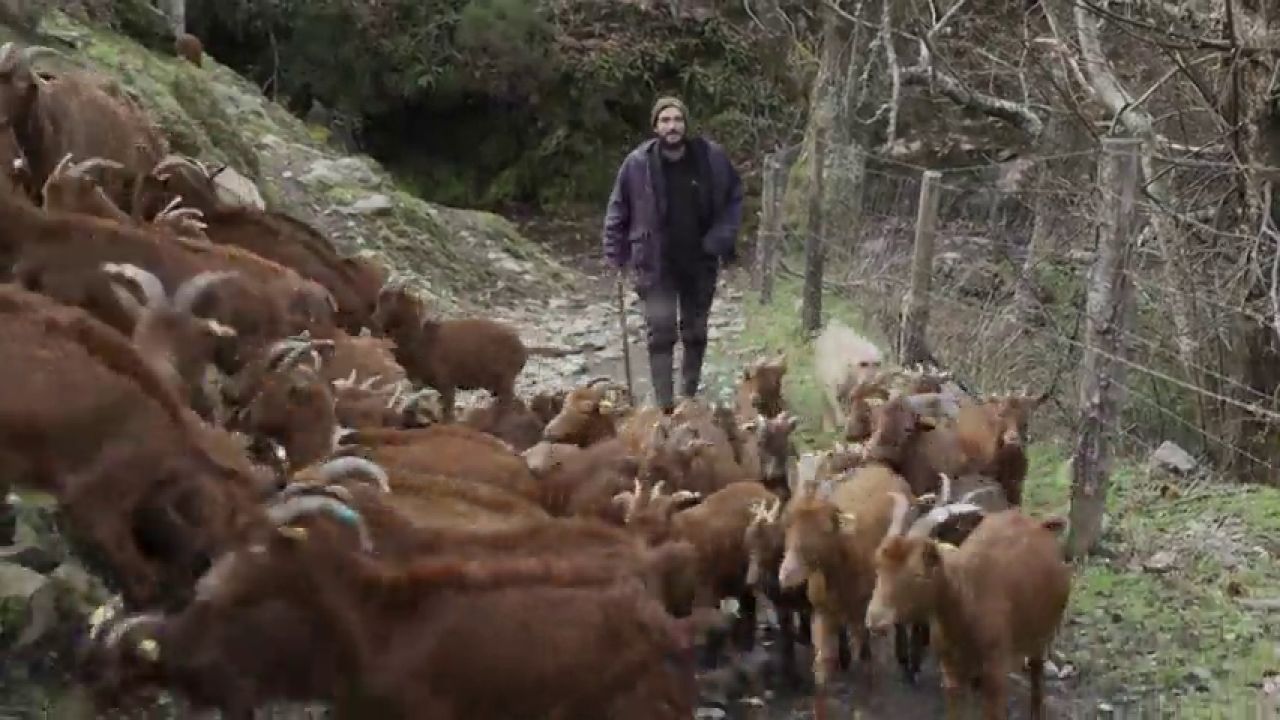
[659,132,685,149]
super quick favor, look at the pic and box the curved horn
[101,262,166,309]
[150,155,205,179]
[907,502,986,538]
[100,611,164,651]
[171,270,237,314]
[265,495,373,552]
[68,157,125,178]
[958,486,1000,505]
[885,491,911,537]
[304,456,390,493]
[265,338,309,368]
[938,473,953,504]
[277,482,356,505]
[50,153,75,178]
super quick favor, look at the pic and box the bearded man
[602,96,744,412]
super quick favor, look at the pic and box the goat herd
[0,39,1073,719]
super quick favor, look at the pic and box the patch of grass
[726,276,1280,712]
[728,274,890,449]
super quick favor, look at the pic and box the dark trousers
[637,265,718,407]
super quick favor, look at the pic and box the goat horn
[101,262,166,308]
[886,491,911,537]
[266,495,373,553]
[768,497,782,523]
[265,339,308,368]
[305,456,390,493]
[68,157,125,178]
[278,482,356,505]
[396,388,436,414]
[908,502,986,538]
[359,375,383,391]
[49,152,74,180]
[938,473,953,504]
[650,480,666,501]
[958,486,999,505]
[100,611,163,652]
[171,270,237,314]
[386,384,404,410]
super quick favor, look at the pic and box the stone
[213,164,266,210]
[0,561,46,602]
[339,193,393,216]
[1142,550,1178,574]
[1149,440,1196,474]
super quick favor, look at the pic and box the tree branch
[899,64,1046,138]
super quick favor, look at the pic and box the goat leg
[1026,652,1045,720]
[731,589,757,652]
[981,666,1009,720]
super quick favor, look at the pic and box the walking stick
[615,272,635,404]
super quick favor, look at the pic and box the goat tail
[525,341,605,357]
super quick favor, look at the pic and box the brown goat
[0,42,168,216]
[232,357,339,471]
[101,263,239,420]
[291,456,549,533]
[138,155,381,332]
[174,33,204,67]
[778,459,926,710]
[39,153,132,222]
[867,506,1071,719]
[1,190,333,362]
[0,284,270,607]
[621,480,779,665]
[278,465,696,612]
[0,122,32,200]
[739,410,798,499]
[89,508,711,719]
[372,285,553,420]
[977,392,1046,505]
[461,396,546,452]
[862,391,1000,497]
[343,424,541,502]
[533,437,644,522]
[541,378,625,446]
[743,494,815,688]
[321,330,406,386]
[735,352,788,418]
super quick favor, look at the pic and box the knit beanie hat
[650,96,689,128]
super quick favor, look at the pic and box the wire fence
[753,139,1280,488]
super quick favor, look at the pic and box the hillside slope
[2,10,577,313]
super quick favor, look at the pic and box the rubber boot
[679,342,707,399]
[649,350,676,413]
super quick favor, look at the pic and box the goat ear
[742,366,755,381]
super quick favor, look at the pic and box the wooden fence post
[1066,136,1141,559]
[755,153,779,303]
[898,170,942,365]
[801,127,828,335]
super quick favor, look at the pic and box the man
[602,96,744,413]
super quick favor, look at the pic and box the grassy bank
[725,275,1280,714]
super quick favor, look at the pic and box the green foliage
[182,0,802,208]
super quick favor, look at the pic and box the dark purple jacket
[602,136,743,289]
